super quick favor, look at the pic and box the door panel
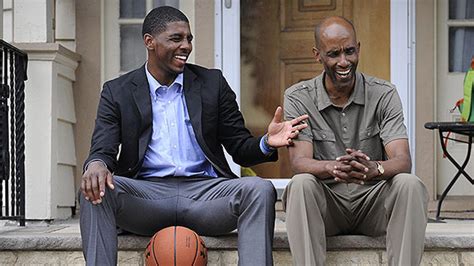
[281,0,353,31]
[240,0,388,178]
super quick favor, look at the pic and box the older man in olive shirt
[282,16,428,266]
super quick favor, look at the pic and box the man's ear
[144,33,154,50]
[312,47,321,63]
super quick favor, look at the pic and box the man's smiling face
[145,21,193,85]
[313,21,360,91]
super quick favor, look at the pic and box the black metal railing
[0,40,28,225]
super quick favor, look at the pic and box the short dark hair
[314,16,356,48]
[142,6,189,37]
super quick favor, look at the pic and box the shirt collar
[315,73,332,111]
[316,71,365,111]
[145,62,184,100]
[352,72,365,105]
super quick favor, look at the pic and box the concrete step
[1,217,473,265]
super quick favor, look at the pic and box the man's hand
[334,149,380,184]
[326,158,366,185]
[267,106,309,148]
[81,161,115,205]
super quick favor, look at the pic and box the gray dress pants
[80,175,276,266]
[282,173,428,266]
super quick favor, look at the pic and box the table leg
[436,132,473,220]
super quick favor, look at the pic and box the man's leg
[176,176,276,266]
[79,176,179,266]
[282,174,351,266]
[384,174,428,265]
[354,174,428,266]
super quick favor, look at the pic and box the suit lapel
[131,66,152,163]
[183,66,235,178]
[183,66,204,142]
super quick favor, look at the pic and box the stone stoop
[1,221,474,266]
[1,250,474,265]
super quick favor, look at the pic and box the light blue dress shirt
[139,65,218,178]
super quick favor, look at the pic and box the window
[104,0,179,80]
[448,0,474,72]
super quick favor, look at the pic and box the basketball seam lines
[174,226,177,266]
[152,234,160,266]
[191,232,198,266]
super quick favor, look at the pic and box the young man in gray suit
[80,6,308,266]
[283,16,429,265]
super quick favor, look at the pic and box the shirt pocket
[312,129,337,160]
[358,125,383,160]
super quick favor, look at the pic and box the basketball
[145,226,207,266]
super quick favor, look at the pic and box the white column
[15,43,80,220]
[13,0,54,43]
[2,0,13,42]
[55,0,76,51]
[0,0,4,39]
[12,0,80,220]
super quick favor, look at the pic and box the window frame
[102,0,182,82]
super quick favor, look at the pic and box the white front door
[436,0,474,196]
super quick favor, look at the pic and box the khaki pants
[282,173,428,266]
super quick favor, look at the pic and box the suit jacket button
[128,168,132,171]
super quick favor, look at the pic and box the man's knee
[283,173,324,210]
[79,176,125,209]
[286,173,322,193]
[241,176,277,202]
[391,173,428,203]
[78,192,88,207]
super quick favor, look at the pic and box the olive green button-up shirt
[284,72,407,161]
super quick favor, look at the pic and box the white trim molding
[391,0,417,170]
[215,0,241,176]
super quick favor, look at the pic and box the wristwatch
[375,161,385,176]
[263,134,276,151]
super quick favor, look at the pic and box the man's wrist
[85,159,107,172]
[374,161,384,177]
[260,134,276,155]
[263,134,276,151]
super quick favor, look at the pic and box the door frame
[391,0,417,170]
[215,0,417,174]
[214,0,241,176]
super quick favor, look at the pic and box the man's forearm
[377,155,412,180]
[291,157,335,179]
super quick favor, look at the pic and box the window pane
[120,24,146,72]
[153,0,179,8]
[449,27,474,72]
[449,0,474,19]
[120,0,146,18]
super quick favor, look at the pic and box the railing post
[9,50,15,220]
[0,40,27,225]
[0,49,8,217]
[14,52,26,226]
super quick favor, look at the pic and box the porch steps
[1,216,473,265]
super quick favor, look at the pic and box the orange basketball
[145,226,207,266]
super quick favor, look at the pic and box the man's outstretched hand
[267,106,309,148]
